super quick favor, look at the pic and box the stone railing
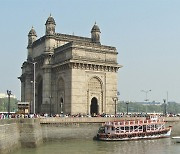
[39,117,145,124]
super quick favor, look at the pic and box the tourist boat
[172,136,180,143]
[96,115,172,141]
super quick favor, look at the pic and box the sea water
[13,138,180,154]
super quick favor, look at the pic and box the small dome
[28,26,37,36]
[45,14,56,25]
[91,22,101,33]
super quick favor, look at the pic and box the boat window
[146,125,150,130]
[155,124,158,129]
[116,127,120,130]
[134,126,138,130]
[125,126,129,130]
[112,127,115,131]
[98,127,105,133]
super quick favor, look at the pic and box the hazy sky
[0,0,180,103]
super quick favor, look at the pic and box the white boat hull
[97,129,171,141]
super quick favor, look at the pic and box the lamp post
[29,61,37,114]
[112,97,118,115]
[126,101,129,115]
[33,62,37,114]
[141,90,151,113]
[49,95,53,117]
[141,90,151,102]
[7,90,12,118]
[112,91,120,116]
[163,99,167,116]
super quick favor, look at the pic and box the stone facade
[19,15,122,115]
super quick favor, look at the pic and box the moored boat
[172,136,180,143]
[96,115,172,141]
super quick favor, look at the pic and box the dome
[28,27,37,36]
[91,22,101,33]
[45,14,56,25]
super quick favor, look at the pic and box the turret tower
[28,26,37,47]
[27,26,37,60]
[45,14,56,53]
[45,14,56,36]
[91,22,101,44]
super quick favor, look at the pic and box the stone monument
[19,15,122,115]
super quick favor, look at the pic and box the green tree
[118,101,180,114]
[0,97,18,112]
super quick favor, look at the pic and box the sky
[0,0,180,103]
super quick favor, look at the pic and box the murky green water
[13,138,180,154]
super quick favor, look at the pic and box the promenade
[39,116,180,123]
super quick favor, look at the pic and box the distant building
[137,101,161,106]
[0,93,16,99]
[167,101,177,105]
[19,15,122,115]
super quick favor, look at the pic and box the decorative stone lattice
[58,78,64,91]
[88,77,102,91]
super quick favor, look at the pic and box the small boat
[95,115,172,141]
[172,136,180,143]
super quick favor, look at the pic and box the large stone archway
[19,15,120,115]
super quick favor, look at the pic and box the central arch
[88,77,103,115]
[90,97,98,116]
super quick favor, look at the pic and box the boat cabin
[101,119,166,135]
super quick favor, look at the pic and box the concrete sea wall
[0,123,20,154]
[166,121,180,136]
[42,123,101,141]
[18,119,43,148]
[0,119,43,154]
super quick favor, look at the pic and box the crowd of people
[0,112,179,119]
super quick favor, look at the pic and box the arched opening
[88,77,103,115]
[90,97,98,116]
